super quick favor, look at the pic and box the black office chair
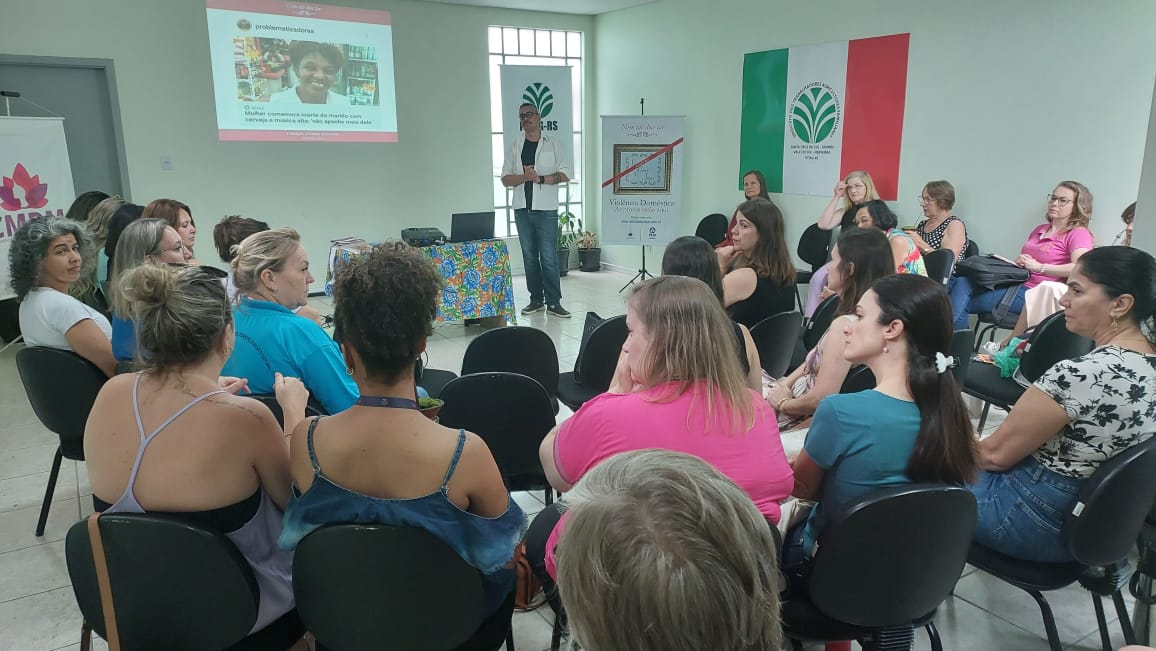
[557,315,628,411]
[462,326,560,414]
[922,248,955,286]
[797,224,833,312]
[839,365,876,394]
[294,524,514,651]
[749,312,803,378]
[248,394,327,430]
[1128,501,1156,644]
[16,347,107,536]
[962,238,1022,347]
[968,437,1156,651]
[439,372,557,504]
[66,513,303,651]
[782,484,977,651]
[804,295,839,352]
[694,213,730,247]
[950,329,975,385]
[963,310,1093,433]
[415,358,458,398]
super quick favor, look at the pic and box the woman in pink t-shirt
[523,276,794,606]
[950,181,1095,330]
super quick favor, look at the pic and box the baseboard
[599,261,636,274]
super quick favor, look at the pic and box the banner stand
[616,98,657,293]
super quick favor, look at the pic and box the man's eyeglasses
[519,112,537,119]
[1046,195,1074,206]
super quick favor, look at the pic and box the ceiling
[414,0,657,16]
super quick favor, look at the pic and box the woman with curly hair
[9,217,115,376]
[280,241,525,631]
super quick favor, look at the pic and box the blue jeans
[970,455,1083,562]
[514,209,562,307]
[950,277,1027,330]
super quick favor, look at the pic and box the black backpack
[954,255,1030,291]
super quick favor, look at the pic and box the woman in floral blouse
[972,246,1156,562]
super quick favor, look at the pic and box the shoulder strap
[86,513,121,651]
[306,416,324,473]
[440,430,468,490]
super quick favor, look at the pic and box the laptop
[449,211,496,243]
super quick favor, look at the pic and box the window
[488,27,583,238]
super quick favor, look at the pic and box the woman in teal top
[279,241,525,616]
[786,275,977,569]
[221,228,357,413]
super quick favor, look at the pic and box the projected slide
[206,0,398,142]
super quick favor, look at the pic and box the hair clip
[934,352,956,375]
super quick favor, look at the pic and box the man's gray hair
[7,217,92,299]
[556,449,783,651]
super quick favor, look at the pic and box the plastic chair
[839,365,876,394]
[922,248,955,286]
[968,437,1156,651]
[962,310,1093,433]
[462,326,560,414]
[415,358,458,399]
[797,223,833,273]
[65,513,302,651]
[782,484,977,651]
[557,315,628,411]
[247,394,327,429]
[950,329,975,384]
[804,295,839,352]
[694,213,730,247]
[15,347,107,536]
[439,372,557,503]
[749,312,803,378]
[293,524,514,651]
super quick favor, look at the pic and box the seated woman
[804,170,881,316]
[907,180,970,261]
[852,200,927,276]
[662,235,761,391]
[143,198,200,265]
[279,241,524,622]
[765,228,893,424]
[556,449,782,651]
[1115,201,1136,247]
[9,217,116,377]
[84,196,126,291]
[786,274,977,571]
[108,219,192,367]
[84,263,310,645]
[716,197,797,328]
[972,246,1156,562]
[950,181,1094,330]
[222,228,357,413]
[213,215,323,326]
[531,275,794,590]
[717,169,771,248]
[102,202,144,282]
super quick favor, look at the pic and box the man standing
[502,102,572,317]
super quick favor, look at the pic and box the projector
[401,227,447,247]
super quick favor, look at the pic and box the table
[326,238,517,325]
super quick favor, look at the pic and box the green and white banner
[499,65,573,165]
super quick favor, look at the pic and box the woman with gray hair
[108,218,191,366]
[556,449,783,651]
[9,217,115,376]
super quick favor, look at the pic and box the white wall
[0,0,593,282]
[594,0,1156,269]
[1136,78,1156,254]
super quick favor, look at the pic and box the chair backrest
[16,347,107,460]
[695,213,730,247]
[1065,437,1156,566]
[65,513,260,651]
[750,312,803,378]
[1018,310,1095,383]
[462,326,560,402]
[922,248,955,286]
[797,223,833,271]
[573,314,628,390]
[950,329,975,384]
[438,372,556,491]
[963,239,979,259]
[809,484,977,627]
[839,365,876,394]
[804,295,840,352]
[248,394,328,429]
[294,524,488,651]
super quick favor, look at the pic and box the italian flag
[739,33,909,201]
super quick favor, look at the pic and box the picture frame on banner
[612,145,673,194]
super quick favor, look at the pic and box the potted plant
[577,230,601,272]
[557,211,581,277]
[418,396,444,422]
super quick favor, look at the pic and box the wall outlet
[160,157,174,171]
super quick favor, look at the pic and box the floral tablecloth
[325,238,517,324]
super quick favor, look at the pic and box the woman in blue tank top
[279,241,526,619]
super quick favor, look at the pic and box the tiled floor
[0,268,1149,650]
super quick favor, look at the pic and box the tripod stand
[618,245,653,292]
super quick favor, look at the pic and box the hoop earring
[346,367,354,376]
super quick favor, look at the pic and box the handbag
[513,542,546,611]
[954,254,1030,291]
